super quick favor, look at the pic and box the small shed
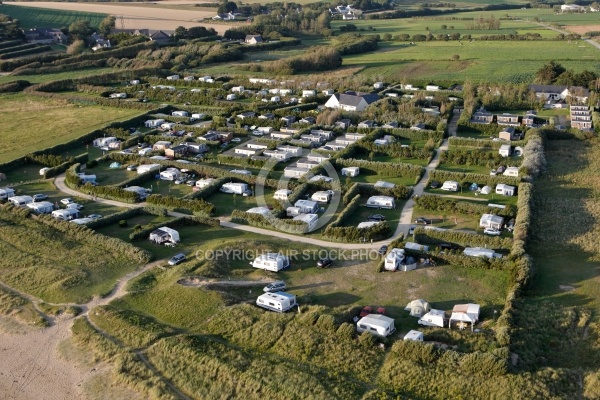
[404,299,431,318]
[357,314,396,337]
[499,144,512,157]
[404,330,424,342]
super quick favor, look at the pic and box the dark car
[408,225,417,235]
[415,217,433,225]
[168,253,186,266]
[317,258,332,268]
[430,180,441,189]
[359,306,373,318]
[378,245,388,255]
[367,214,386,222]
[32,194,49,202]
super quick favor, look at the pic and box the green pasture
[0,4,107,29]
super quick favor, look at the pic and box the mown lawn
[0,94,142,164]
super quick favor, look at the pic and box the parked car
[60,198,73,205]
[408,225,416,235]
[32,194,49,202]
[263,281,287,293]
[138,143,149,149]
[359,306,373,318]
[430,180,441,189]
[127,164,138,171]
[87,214,103,220]
[231,137,241,142]
[174,178,185,185]
[415,217,432,225]
[367,214,386,222]
[378,245,388,255]
[67,203,84,210]
[484,227,501,236]
[168,253,186,266]
[376,307,386,315]
[317,258,332,268]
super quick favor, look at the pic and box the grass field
[0,94,142,164]
[0,68,116,85]
[0,4,107,29]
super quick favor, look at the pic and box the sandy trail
[4,1,240,33]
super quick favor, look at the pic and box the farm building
[220,182,249,195]
[418,309,446,328]
[26,201,54,214]
[495,184,516,196]
[404,330,424,342]
[479,213,504,229]
[503,167,519,177]
[341,167,360,177]
[499,144,512,157]
[149,227,180,244]
[441,181,459,191]
[8,195,33,207]
[449,304,480,330]
[405,299,431,318]
[137,164,161,174]
[366,196,395,209]
[463,247,501,259]
[51,209,79,221]
[356,314,396,338]
[251,253,290,272]
[160,168,181,181]
[256,292,296,313]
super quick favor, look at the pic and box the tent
[469,182,479,191]
[404,299,431,317]
[480,185,492,195]
[449,303,480,331]
[109,162,122,169]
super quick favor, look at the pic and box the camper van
[418,309,446,328]
[256,292,297,312]
[441,181,459,192]
[356,314,396,337]
[220,182,250,195]
[7,195,33,207]
[311,190,333,203]
[366,196,395,209]
[292,213,318,231]
[0,187,15,201]
[251,253,290,272]
[51,209,79,221]
[293,199,319,214]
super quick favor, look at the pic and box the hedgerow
[429,169,521,187]
[145,194,215,216]
[230,209,309,234]
[414,195,516,218]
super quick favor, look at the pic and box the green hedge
[43,153,88,179]
[449,137,526,149]
[358,183,412,200]
[145,194,215,216]
[85,207,167,230]
[287,183,309,205]
[413,226,513,250]
[429,169,521,187]
[334,158,424,182]
[327,194,361,229]
[342,183,361,205]
[322,221,391,243]
[384,128,444,141]
[0,45,51,60]
[414,195,516,218]
[129,215,220,241]
[440,148,519,168]
[230,209,308,234]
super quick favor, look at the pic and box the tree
[98,15,115,37]
[174,26,188,40]
[68,20,94,40]
[534,61,566,84]
[67,39,85,55]
[217,1,237,14]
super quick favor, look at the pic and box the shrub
[119,220,128,227]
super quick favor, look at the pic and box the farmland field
[0,4,107,29]
[0,94,142,164]
[0,68,116,85]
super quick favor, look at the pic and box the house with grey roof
[324,91,379,112]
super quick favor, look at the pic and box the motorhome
[292,213,318,231]
[251,253,290,272]
[366,196,395,209]
[273,189,292,201]
[441,181,459,192]
[418,309,446,328]
[356,314,396,337]
[160,168,181,181]
[7,195,33,207]
[220,182,249,195]
[51,209,79,221]
[256,292,297,312]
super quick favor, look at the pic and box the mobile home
[251,253,290,272]
[8,195,33,207]
[172,111,189,117]
[220,182,249,195]
[294,199,319,214]
[503,166,519,177]
[404,242,429,252]
[404,330,424,342]
[93,136,118,148]
[311,191,332,203]
[495,184,516,196]
[26,201,54,214]
[195,178,216,189]
[160,168,181,181]
[356,314,396,338]
[292,213,318,231]
[76,173,97,184]
[479,213,504,229]
[441,181,459,192]
[463,247,501,259]
[256,292,297,312]
[0,187,15,201]
[137,164,161,175]
[366,196,395,209]
[341,167,360,177]
[449,303,480,329]
[51,209,79,221]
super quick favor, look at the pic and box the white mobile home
[273,189,292,201]
[341,167,360,177]
[294,199,319,214]
[463,247,501,259]
[93,136,118,148]
[137,164,161,175]
[195,178,216,189]
[160,168,181,181]
[172,111,189,117]
[109,93,126,99]
[495,184,516,196]
[357,221,382,229]
[293,213,318,231]
[449,303,480,330]
[0,187,15,200]
[123,186,152,200]
[311,191,332,203]
[8,195,33,207]
[149,227,180,244]
[404,242,429,252]
[356,314,396,338]
[251,253,290,272]
[144,119,165,129]
[51,209,79,221]
[404,330,424,342]
[27,201,54,214]
[284,166,310,179]
[246,206,271,216]
[479,213,504,229]
[499,144,512,157]
[220,182,249,195]
[418,309,446,328]
[166,75,179,80]
[441,181,459,192]
[503,166,519,177]
[226,94,237,101]
[256,292,297,312]
[366,196,395,209]
[71,217,94,225]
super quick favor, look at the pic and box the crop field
[0,94,142,164]
[0,207,145,303]
[0,4,107,29]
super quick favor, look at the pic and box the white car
[60,198,73,205]
[483,227,501,236]
[67,203,84,210]
[231,137,241,142]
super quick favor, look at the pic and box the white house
[324,91,379,112]
[26,201,54,214]
[426,84,441,91]
[109,93,126,99]
[263,150,291,162]
[137,164,161,175]
[220,182,249,195]
[160,168,181,181]
[251,253,290,272]
[499,144,512,157]
[283,166,310,179]
[495,184,515,196]
[356,314,395,337]
[93,136,118,148]
[293,213,318,231]
[418,309,446,328]
[149,227,180,244]
[441,181,459,192]
[479,213,504,229]
[463,247,501,259]
[503,167,519,177]
[404,330,424,342]
[256,292,296,312]
[449,304,480,330]
[172,111,189,117]
[366,196,395,209]
[273,189,292,201]
[0,187,15,200]
[7,195,33,207]
[341,167,360,177]
[311,191,332,203]
[51,209,79,221]
[144,119,165,128]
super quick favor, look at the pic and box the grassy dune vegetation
[0,4,107,29]
[0,94,142,163]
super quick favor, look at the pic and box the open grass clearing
[437,161,495,175]
[341,195,403,229]
[85,162,138,186]
[424,187,519,206]
[95,213,174,242]
[207,188,277,217]
[0,94,142,164]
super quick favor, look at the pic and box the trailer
[293,199,319,214]
[357,314,396,337]
[251,253,290,272]
[52,209,79,221]
[160,168,181,181]
[273,189,292,201]
[311,190,332,203]
[149,227,180,244]
[441,181,459,191]
[256,292,297,312]
[26,201,54,214]
[0,187,15,201]
[404,242,429,252]
[418,309,446,328]
[137,164,161,175]
[366,196,395,209]
[8,195,33,207]
[220,182,249,195]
